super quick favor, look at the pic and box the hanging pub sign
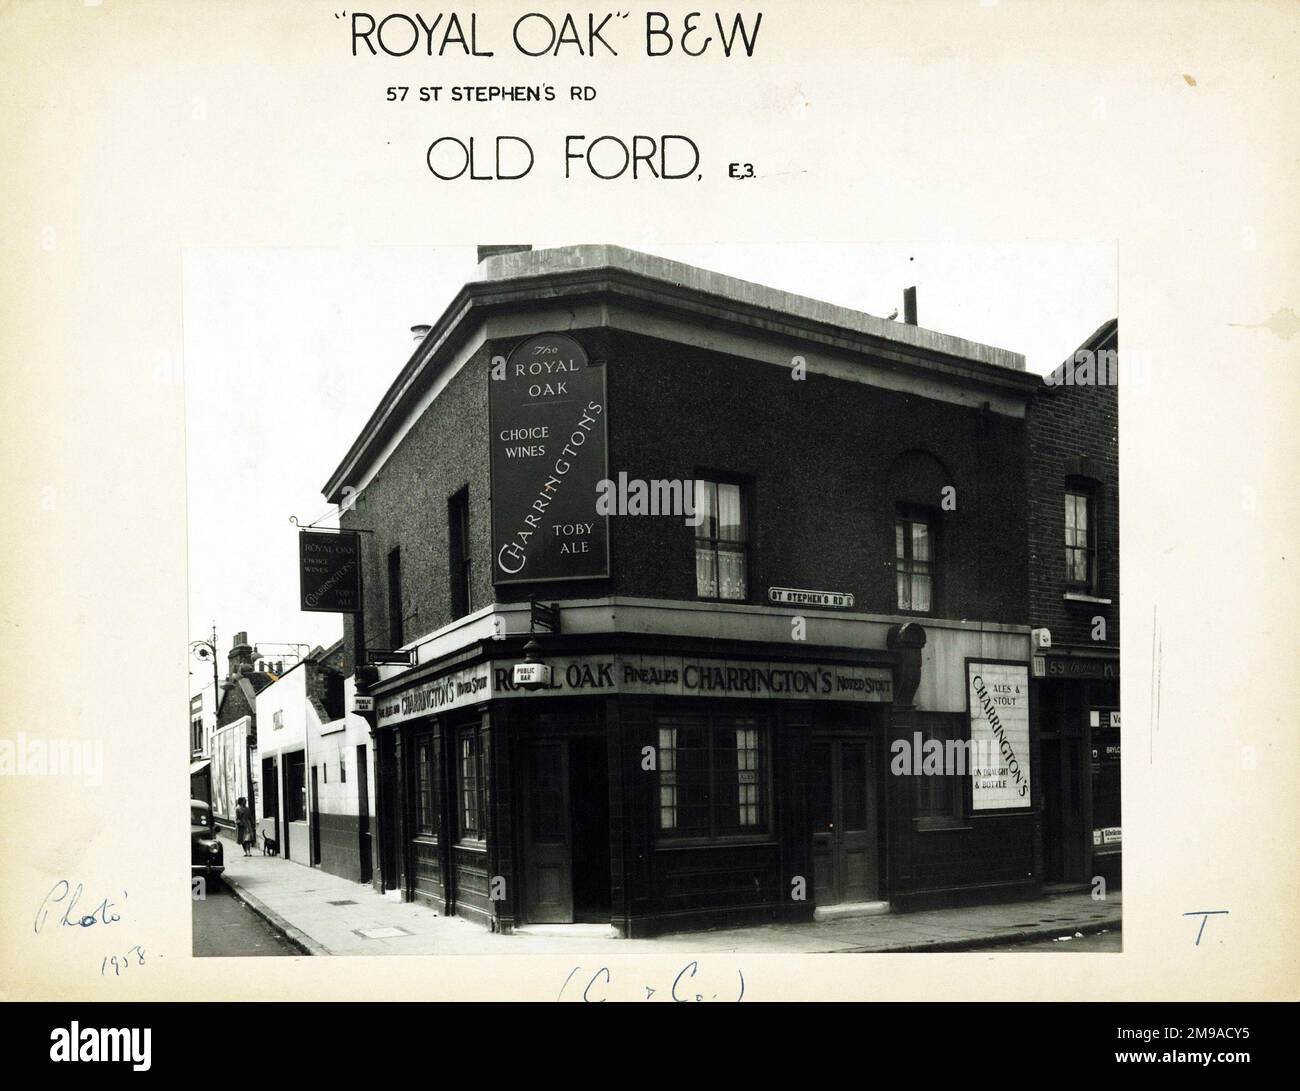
[298,530,362,613]
[489,332,609,584]
[966,660,1032,811]
[366,649,416,666]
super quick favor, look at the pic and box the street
[978,930,1121,952]
[193,874,300,957]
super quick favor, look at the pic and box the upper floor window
[895,508,935,613]
[694,478,749,601]
[449,488,472,619]
[1064,485,1096,590]
[386,546,404,648]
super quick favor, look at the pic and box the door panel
[813,738,879,905]
[811,742,835,906]
[524,740,573,923]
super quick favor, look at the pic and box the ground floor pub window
[457,727,483,841]
[414,731,438,837]
[658,712,769,837]
[913,716,965,828]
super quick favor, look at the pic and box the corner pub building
[322,245,1046,937]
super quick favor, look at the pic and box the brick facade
[1027,321,1119,649]
[342,326,1030,654]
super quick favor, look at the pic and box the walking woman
[235,796,256,857]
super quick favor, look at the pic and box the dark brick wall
[304,659,345,722]
[341,340,495,658]
[1026,337,1119,648]
[217,681,255,728]
[596,328,1028,622]
[340,325,1031,651]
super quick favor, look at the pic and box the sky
[184,240,1116,695]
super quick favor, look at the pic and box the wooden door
[310,765,321,866]
[524,740,573,923]
[356,744,372,885]
[812,738,880,905]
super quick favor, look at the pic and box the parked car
[191,798,224,878]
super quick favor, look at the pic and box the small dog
[261,831,279,856]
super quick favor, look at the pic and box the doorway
[310,765,321,866]
[377,730,400,891]
[356,744,372,885]
[284,750,306,861]
[522,736,611,924]
[1041,736,1086,882]
[811,738,880,905]
[260,756,279,844]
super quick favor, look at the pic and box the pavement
[210,831,1121,956]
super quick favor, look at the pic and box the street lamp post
[189,624,221,755]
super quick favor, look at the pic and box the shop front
[371,645,899,936]
[1032,650,1120,887]
[369,639,1034,936]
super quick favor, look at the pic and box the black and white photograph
[2,0,1295,1048]
[185,241,1120,956]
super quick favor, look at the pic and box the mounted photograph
[184,241,1119,956]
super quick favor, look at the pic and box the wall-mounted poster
[489,332,609,584]
[967,661,1032,811]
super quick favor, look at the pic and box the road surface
[192,874,300,957]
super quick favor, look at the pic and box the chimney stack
[903,286,918,326]
[476,244,532,264]
[227,631,254,681]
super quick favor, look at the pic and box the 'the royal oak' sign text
[298,530,362,613]
[489,333,609,584]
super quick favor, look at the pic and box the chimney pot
[410,324,432,343]
[903,286,918,326]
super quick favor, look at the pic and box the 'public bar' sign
[489,332,609,584]
[298,530,362,613]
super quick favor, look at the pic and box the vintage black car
[191,798,224,878]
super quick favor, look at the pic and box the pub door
[522,736,612,924]
[812,738,880,905]
[377,730,400,891]
[1041,735,1087,883]
[523,740,573,923]
[356,743,372,885]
